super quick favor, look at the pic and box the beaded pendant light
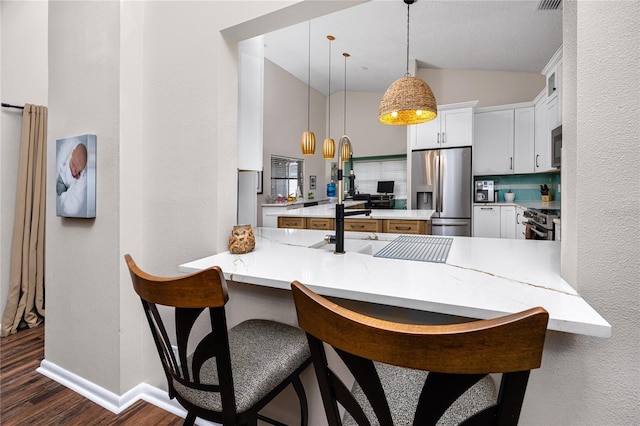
[301,21,316,155]
[322,35,336,160]
[378,0,437,126]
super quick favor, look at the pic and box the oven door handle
[530,226,548,238]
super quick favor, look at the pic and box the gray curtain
[1,104,47,336]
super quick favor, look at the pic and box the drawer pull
[394,226,411,230]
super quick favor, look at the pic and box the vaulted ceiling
[263,0,563,95]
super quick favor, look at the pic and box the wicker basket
[228,225,256,254]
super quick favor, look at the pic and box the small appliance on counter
[475,180,495,203]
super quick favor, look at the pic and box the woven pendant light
[323,35,336,159]
[341,52,351,163]
[379,0,437,126]
[302,21,316,155]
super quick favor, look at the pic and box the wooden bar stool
[125,254,311,426]
[291,280,549,426]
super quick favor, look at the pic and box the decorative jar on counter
[228,225,255,254]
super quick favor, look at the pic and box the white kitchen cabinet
[516,206,527,239]
[473,106,534,175]
[473,205,501,238]
[500,205,517,239]
[544,59,562,125]
[412,104,475,150]
[534,92,554,173]
[473,110,514,175]
[237,37,264,171]
[543,46,562,131]
[513,107,535,174]
[546,96,560,133]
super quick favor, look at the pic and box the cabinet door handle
[437,132,440,144]
[442,132,446,144]
[480,207,494,210]
[536,154,540,168]
[510,157,513,170]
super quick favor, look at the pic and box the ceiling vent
[538,0,562,10]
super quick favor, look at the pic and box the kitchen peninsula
[271,202,435,234]
[180,227,610,338]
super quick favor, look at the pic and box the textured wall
[521,2,640,424]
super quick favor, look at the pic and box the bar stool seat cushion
[343,362,497,426]
[173,319,310,413]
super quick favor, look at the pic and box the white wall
[329,90,407,157]
[44,0,308,397]
[419,68,545,108]
[0,0,48,332]
[261,59,327,213]
[46,0,123,392]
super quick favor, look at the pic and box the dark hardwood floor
[1,324,184,425]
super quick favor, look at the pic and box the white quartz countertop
[180,228,610,338]
[269,202,435,220]
[474,200,562,211]
[261,197,329,207]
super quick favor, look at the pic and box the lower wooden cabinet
[278,216,430,235]
[277,217,306,229]
[344,219,383,233]
[383,219,428,235]
[306,218,334,230]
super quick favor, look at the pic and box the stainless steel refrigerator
[411,147,472,236]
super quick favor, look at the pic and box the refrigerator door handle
[438,154,444,213]
[436,154,441,212]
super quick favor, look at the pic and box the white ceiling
[263,0,563,95]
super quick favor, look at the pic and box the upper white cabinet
[534,91,555,172]
[411,101,477,150]
[473,109,514,175]
[533,46,563,173]
[237,36,264,171]
[473,105,534,175]
[513,107,535,174]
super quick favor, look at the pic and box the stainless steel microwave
[552,125,562,168]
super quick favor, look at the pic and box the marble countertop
[269,202,436,220]
[261,197,329,207]
[180,227,610,338]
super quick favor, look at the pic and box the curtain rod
[2,103,24,110]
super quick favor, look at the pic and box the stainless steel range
[524,208,559,240]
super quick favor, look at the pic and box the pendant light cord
[343,53,349,135]
[307,21,311,131]
[406,1,411,75]
[327,36,333,138]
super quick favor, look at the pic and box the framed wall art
[56,134,96,218]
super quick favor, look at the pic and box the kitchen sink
[310,239,388,255]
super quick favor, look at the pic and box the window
[270,155,304,197]
[352,158,407,199]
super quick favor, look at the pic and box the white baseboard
[37,359,219,426]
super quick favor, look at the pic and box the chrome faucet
[330,135,372,254]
